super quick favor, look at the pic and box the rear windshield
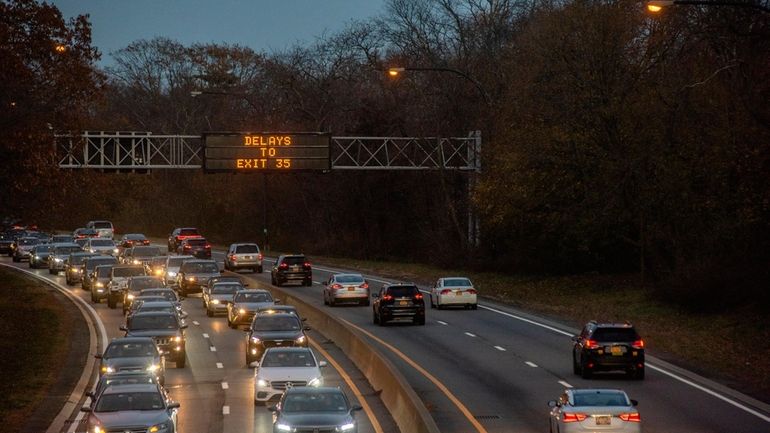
[179,228,199,236]
[182,262,218,273]
[387,286,419,297]
[252,316,301,331]
[91,239,114,246]
[96,266,113,277]
[132,246,161,257]
[283,256,306,265]
[212,284,240,294]
[573,391,629,407]
[55,246,82,255]
[53,236,73,243]
[93,222,112,229]
[187,239,207,246]
[19,238,39,245]
[86,257,117,270]
[591,328,639,342]
[130,278,163,291]
[234,292,272,303]
[443,278,472,287]
[336,275,364,284]
[235,245,259,253]
[113,267,145,277]
[141,290,177,301]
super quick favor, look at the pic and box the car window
[235,245,259,253]
[262,351,316,367]
[234,292,272,303]
[179,228,199,236]
[91,239,114,246]
[282,392,348,413]
[130,315,179,330]
[283,256,306,265]
[591,328,638,342]
[113,267,145,277]
[86,257,117,270]
[93,222,112,229]
[19,238,39,245]
[141,290,177,301]
[35,245,54,252]
[335,275,364,284]
[105,342,156,358]
[252,316,300,331]
[212,284,239,294]
[167,257,188,267]
[386,286,418,297]
[55,246,82,255]
[183,262,218,273]
[96,266,113,277]
[95,392,164,412]
[130,279,163,291]
[187,239,207,246]
[443,278,472,287]
[572,391,629,407]
[132,246,161,257]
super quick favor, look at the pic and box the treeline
[3,0,769,310]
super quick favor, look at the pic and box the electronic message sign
[203,132,331,172]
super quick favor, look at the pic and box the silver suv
[224,243,263,273]
[86,220,114,239]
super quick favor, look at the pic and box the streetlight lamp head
[55,44,67,53]
[646,0,673,12]
[387,67,405,78]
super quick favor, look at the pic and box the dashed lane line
[558,381,573,388]
[202,333,209,338]
[221,382,229,390]
[464,332,476,337]
[216,362,223,369]
[437,320,448,325]
[525,361,538,368]
[494,346,506,352]
[222,405,230,415]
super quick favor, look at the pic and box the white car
[429,277,478,309]
[86,220,114,239]
[548,389,641,433]
[85,237,118,255]
[163,255,194,287]
[253,347,326,405]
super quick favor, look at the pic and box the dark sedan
[269,387,362,433]
[82,383,179,433]
[29,244,54,268]
[121,311,187,368]
[95,337,165,385]
[246,311,308,365]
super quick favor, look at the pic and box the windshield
[387,286,419,297]
[130,315,178,330]
[443,278,472,287]
[34,245,54,253]
[212,284,239,294]
[283,256,306,265]
[141,290,176,301]
[336,275,364,284]
[151,257,166,266]
[86,257,117,270]
[591,328,639,342]
[179,228,199,236]
[137,305,175,314]
[53,236,73,243]
[235,245,259,253]
[69,254,92,265]
[186,239,207,246]
[262,350,316,368]
[252,316,300,331]
[19,238,39,245]
[182,262,218,273]
[130,279,163,291]
[105,342,157,358]
[96,266,113,277]
[234,292,272,303]
[93,222,112,229]
[132,246,161,257]
[91,239,114,247]
[95,392,164,412]
[55,246,82,255]
[282,392,348,413]
[573,391,629,407]
[113,267,145,278]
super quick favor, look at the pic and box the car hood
[251,330,303,340]
[258,366,321,382]
[185,272,219,279]
[278,412,353,428]
[234,302,274,310]
[211,294,234,301]
[126,330,181,338]
[35,252,52,257]
[104,356,158,369]
[91,410,170,428]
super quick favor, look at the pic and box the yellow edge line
[339,317,489,433]
[309,337,385,433]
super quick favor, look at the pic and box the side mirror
[303,326,311,331]
[547,400,558,408]
[630,399,638,406]
[274,299,281,304]
[318,361,327,367]
[80,407,92,413]
[168,402,181,409]
[119,325,127,331]
[267,406,277,412]
[86,391,95,398]
[94,354,102,359]
[250,361,260,368]
[351,405,363,412]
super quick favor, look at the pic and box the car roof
[112,265,144,270]
[590,321,635,328]
[231,242,258,246]
[570,388,627,394]
[237,289,271,294]
[284,386,344,395]
[183,259,215,264]
[102,383,159,394]
[333,273,364,278]
[131,311,177,317]
[141,287,174,292]
[124,233,146,237]
[131,276,163,280]
[53,242,80,248]
[257,305,296,311]
[137,301,175,307]
[265,347,312,353]
[70,252,96,256]
[108,336,155,344]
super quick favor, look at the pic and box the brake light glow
[585,339,600,349]
[467,289,477,294]
[331,284,343,290]
[229,254,237,261]
[440,289,451,295]
[303,262,312,268]
[562,413,587,423]
[257,253,263,260]
[632,339,645,349]
[414,293,423,300]
[619,413,641,422]
[382,295,393,301]
[279,263,288,269]
[359,282,369,289]
[205,243,211,249]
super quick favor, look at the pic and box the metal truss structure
[56,131,481,172]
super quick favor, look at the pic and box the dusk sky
[50,0,386,66]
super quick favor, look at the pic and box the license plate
[347,286,356,291]
[611,346,623,355]
[596,415,611,425]
[455,290,462,296]
[399,300,408,306]
[291,265,300,271]
[244,256,252,259]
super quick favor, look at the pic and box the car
[119,233,150,249]
[28,244,54,268]
[255,304,302,319]
[48,243,83,274]
[225,242,263,273]
[176,259,220,297]
[86,371,159,408]
[176,237,211,259]
[12,236,40,262]
[51,234,74,244]
[82,383,179,433]
[323,273,370,307]
[64,252,98,285]
[269,387,362,433]
[372,283,426,326]
[206,275,249,290]
[271,254,312,287]
[572,321,645,380]
[0,232,15,255]
[86,220,114,239]
[138,289,183,316]
[253,347,326,405]
[73,227,99,239]
[81,255,118,292]
[121,311,187,368]
[203,281,243,317]
[163,255,193,287]
[90,264,115,303]
[228,289,277,329]
[145,255,167,278]
[123,245,163,266]
[107,265,147,308]
[95,337,165,385]
[74,237,89,249]
[125,297,169,317]
[122,276,166,314]
[429,277,478,310]
[84,237,118,255]
[548,388,641,433]
[245,311,308,365]
[167,227,201,252]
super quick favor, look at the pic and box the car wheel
[206,308,213,317]
[572,352,580,375]
[430,295,435,308]
[257,266,263,273]
[227,315,235,328]
[414,316,425,326]
[91,292,97,303]
[12,256,19,262]
[633,367,645,380]
[329,297,336,307]
[304,279,312,287]
[176,354,186,368]
[48,268,55,275]
[372,310,379,324]
[471,304,478,310]
[580,360,592,379]
[271,275,277,285]
[362,299,370,307]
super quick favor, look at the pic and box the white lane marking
[209,346,217,352]
[558,380,573,388]
[494,346,506,352]
[312,280,322,285]
[437,320,448,325]
[216,362,223,369]
[222,405,230,415]
[525,361,538,368]
[67,410,85,433]
[478,304,573,337]
[192,320,200,326]
[464,332,476,337]
[202,333,209,339]
[221,382,229,389]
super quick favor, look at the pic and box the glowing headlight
[93,426,105,433]
[147,364,159,372]
[174,336,182,342]
[100,366,114,374]
[187,276,196,282]
[34,255,40,259]
[127,294,135,300]
[54,258,63,263]
[113,248,119,254]
[148,424,168,433]
[256,379,268,387]
[296,335,306,344]
[154,269,163,275]
[167,271,177,277]
[338,423,355,431]
[211,299,220,304]
[96,282,104,287]
[276,424,292,432]
[239,308,246,315]
[308,377,322,387]
[250,337,260,343]
[133,259,141,265]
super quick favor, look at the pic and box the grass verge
[0,268,73,432]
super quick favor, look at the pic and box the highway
[5,243,770,433]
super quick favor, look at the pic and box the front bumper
[66,267,83,282]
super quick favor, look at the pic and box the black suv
[121,311,187,368]
[572,321,645,380]
[271,254,312,287]
[372,283,426,326]
[246,312,309,365]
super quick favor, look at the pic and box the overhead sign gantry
[203,132,331,172]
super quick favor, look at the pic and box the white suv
[253,347,326,405]
[87,220,114,239]
[225,242,263,273]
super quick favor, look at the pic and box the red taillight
[359,282,369,289]
[414,293,423,300]
[619,413,641,422]
[562,413,587,423]
[632,339,644,349]
[257,253,263,260]
[440,289,452,295]
[467,288,477,294]
[303,262,312,268]
[382,295,393,301]
[229,254,236,261]
[279,263,288,269]
[184,245,191,250]
[331,284,343,290]
[143,240,150,245]
[205,243,211,249]
[585,339,600,349]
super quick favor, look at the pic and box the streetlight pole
[646,0,770,12]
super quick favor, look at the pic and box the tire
[572,353,580,375]
[323,293,328,306]
[206,308,213,317]
[49,268,56,275]
[362,299,370,307]
[471,304,478,310]
[372,310,379,325]
[28,262,33,269]
[304,279,312,287]
[257,266,263,273]
[633,367,645,380]
[414,316,425,326]
[91,291,97,303]
[329,297,336,307]
[176,354,186,368]
[107,295,117,309]
[271,275,277,285]
[227,315,235,329]
[430,296,435,309]
[12,256,19,262]
[580,360,592,379]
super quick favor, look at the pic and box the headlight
[174,336,182,342]
[96,282,104,287]
[250,337,260,343]
[276,424,292,432]
[54,258,63,263]
[127,294,135,300]
[187,276,196,281]
[75,268,82,273]
[100,366,114,374]
[113,248,119,254]
[296,335,306,344]
[154,269,163,275]
[338,423,355,432]
[147,364,159,372]
[93,426,105,433]
[211,299,220,304]
[308,377,322,387]
[148,424,168,433]
[133,259,141,265]
[239,308,246,315]
[34,255,40,259]
[167,271,177,277]
[256,379,268,387]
